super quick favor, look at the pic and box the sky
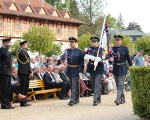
[105,0,150,33]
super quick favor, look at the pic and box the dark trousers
[51,82,66,98]
[10,84,20,101]
[18,74,29,96]
[101,81,108,94]
[0,75,11,106]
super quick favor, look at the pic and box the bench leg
[53,92,57,100]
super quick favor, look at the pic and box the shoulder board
[76,48,82,51]
[122,45,128,48]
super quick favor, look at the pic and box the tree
[126,22,143,32]
[70,0,79,19]
[45,0,67,10]
[135,36,150,55]
[78,0,106,35]
[11,40,20,58]
[44,43,62,57]
[110,35,135,55]
[78,32,92,51]
[117,13,125,29]
[22,26,56,56]
[94,13,117,37]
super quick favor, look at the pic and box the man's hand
[29,72,33,78]
[79,73,83,79]
[84,54,96,61]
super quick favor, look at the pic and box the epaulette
[76,48,82,51]
[122,45,128,48]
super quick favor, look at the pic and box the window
[0,21,3,29]
[14,23,21,31]
[57,28,62,34]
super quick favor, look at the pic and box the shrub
[130,66,150,119]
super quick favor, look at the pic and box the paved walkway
[0,92,142,120]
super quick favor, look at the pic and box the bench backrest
[29,80,45,89]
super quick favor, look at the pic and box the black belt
[114,62,126,66]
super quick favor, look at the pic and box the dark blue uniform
[62,47,84,104]
[84,45,105,106]
[110,45,132,105]
[111,45,132,76]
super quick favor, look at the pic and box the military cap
[1,38,11,42]
[138,49,144,53]
[114,35,123,40]
[90,36,100,42]
[19,40,27,45]
[69,37,78,42]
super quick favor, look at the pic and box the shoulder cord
[16,50,29,64]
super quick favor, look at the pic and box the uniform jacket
[109,45,132,76]
[61,48,84,78]
[85,46,104,75]
[17,48,31,75]
[0,46,12,76]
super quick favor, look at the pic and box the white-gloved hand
[84,54,96,61]
[84,54,91,60]
[102,55,105,60]
[79,73,83,79]
[95,57,102,62]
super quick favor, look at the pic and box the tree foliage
[70,0,79,19]
[126,22,143,32]
[135,36,150,55]
[78,32,92,51]
[22,26,56,55]
[44,43,62,57]
[110,35,135,55]
[117,13,125,29]
[45,0,68,10]
[11,40,20,58]
[78,0,106,35]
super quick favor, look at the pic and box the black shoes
[93,101,98,106]
[114,100,120,105]
[1,105,10,109]
[20,103,31,107]
[68,101,74,106]
[120,99,125,104]
[59,97,67,100]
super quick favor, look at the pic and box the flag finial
[28,0,30,5]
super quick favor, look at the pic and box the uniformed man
[106,35,132,105]
[0,38,12,109]
[16,40,33,107]
[62,37,84,106]
[84,36,105,106]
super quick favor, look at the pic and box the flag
[101,21,110,74]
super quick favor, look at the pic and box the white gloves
[84,54,96,61]
[94,57,102,69]
[79,73,83,79]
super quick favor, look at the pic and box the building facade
[0,0,84,55]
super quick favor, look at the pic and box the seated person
[10,66,26,108]
[30,66,43,80]
[53,66,71,98]
[101,75,109,95]
[58,65,71,97]
[43,65,67,100]
[106,65,117,93]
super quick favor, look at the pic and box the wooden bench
[13,80,61,103]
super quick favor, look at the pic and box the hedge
[130,67,150,119]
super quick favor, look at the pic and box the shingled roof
[0,0,85,24]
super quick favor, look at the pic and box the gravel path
[0,92,142,120]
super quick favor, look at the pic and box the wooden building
[0,0,84,53]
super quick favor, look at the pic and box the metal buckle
[117,63,120,65]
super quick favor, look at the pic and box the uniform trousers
[114,75,125,101]
[18,74,29,96]
[69,77,79,102]
[0,75,11,106]
[90,74,103,102]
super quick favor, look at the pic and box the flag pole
[94,15,106,71]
